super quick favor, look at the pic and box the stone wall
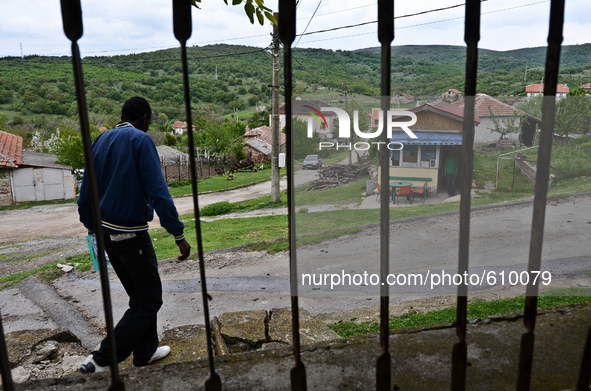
[0,167,13,206]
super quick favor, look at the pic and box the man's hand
[176,239,191,261]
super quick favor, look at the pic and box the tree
[289,117,318,160]
[52,125,101,170]
[555,96,591,141]
[488,105,521,151]
[191,0,276,25]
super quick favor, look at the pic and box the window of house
[401,145,418,167]
[390,145,438,168]
[421,145,437,168]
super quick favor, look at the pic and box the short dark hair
[121,96,151,122]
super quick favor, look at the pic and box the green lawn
[328,289,591,338]
[168,166,287,197]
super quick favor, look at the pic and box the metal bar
[376,1,393,390]
[172,1,221,389]
[451,1,480,390]
[517,1,565,389]
[577,325,591,391]
[0,311,14,391]
[279,3,307,390]
[59,2,124,389]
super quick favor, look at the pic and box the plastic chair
[395,185,412,206]
[375,181,381,202]
[412,182,427,204]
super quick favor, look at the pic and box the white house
[525,84,569,102]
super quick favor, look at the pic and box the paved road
[19,193,590,336]
[0,169,319,245]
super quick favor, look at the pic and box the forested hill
[0,43,590,126]
[359,44,591,73]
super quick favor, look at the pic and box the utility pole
[271,13,281,203]
[343,82,351,165]
[20,43,23,61]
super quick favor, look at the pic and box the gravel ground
[0,237,88,279]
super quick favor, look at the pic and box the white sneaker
[80,355,109,374]
[148,346,171,364]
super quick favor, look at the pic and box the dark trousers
[446,173,456,196]
[92,230,162,367]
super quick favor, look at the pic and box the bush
[200,201,234,216]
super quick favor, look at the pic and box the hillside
[0,43,590,131]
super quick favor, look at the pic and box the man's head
[122,96,152,132]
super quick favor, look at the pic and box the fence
[160,155,223,184]
[1,1,589,391]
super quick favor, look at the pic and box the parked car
[302,155,322,170]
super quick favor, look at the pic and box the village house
[171,121,195,135]
[378,101,480,196]
[442,88,462,102]
[243,125,286,162]
[276,98,337,140]
[0,130,75,204]
[525,83,569,102]
[452,93,541,146]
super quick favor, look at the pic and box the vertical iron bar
[0,311,14,391]
[577,325,591,390]
[59,2,124,389]
[451,1,480,390]
[517,1,565,389]
[279,3,307,390]
[172,1,221,389]
[377,1,393,390]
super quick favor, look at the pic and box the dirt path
[0,169,319,245]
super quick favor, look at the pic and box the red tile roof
[411,101,481,124]
[580,83,591,90]
[372,101,480,128]
[525,84,569,93]
[0,130,23,168]
[452,93,519,117]
[172,121,187,129]
[244,125,286,145]
[444,89,462,95]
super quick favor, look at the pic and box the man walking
[77,96,191,373]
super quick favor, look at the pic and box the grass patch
[329,290,591,338]
[296,176,371,207]
[168,167,287,198]
[0,262,60,289]
[149,214,289,259]
[1,199,76,211]
[199,192,288,217]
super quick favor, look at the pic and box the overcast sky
[0,0,589,58]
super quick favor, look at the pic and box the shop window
[401,145,418,167]
[421,145,437,168]
[390,150,400,166]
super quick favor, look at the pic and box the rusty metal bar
[376,1,393,390]
[451,1,480,390]
[517,1,565,389]
[577,325,591,390]
[0,311,14,391]
[172,1,221,389]
[279,2,307,390]
[59,1,124,389]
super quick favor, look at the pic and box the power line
[298,0,549,44]
[297,2,374,20]
[295,0,323,48]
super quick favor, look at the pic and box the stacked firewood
[304,163,371,191]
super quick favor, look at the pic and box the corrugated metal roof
[20,151,71,169]
[245,138,272,155]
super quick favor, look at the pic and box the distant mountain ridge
[357,43,591,73]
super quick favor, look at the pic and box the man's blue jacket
[77,122,185,241]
